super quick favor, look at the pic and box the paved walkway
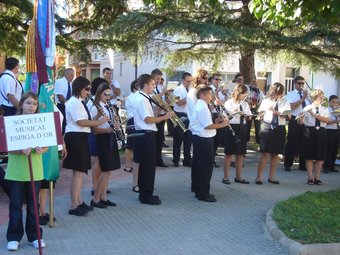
[0,139,339,255]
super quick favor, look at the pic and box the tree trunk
[239,47,256,84]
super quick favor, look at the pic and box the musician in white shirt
[324,95,340,173]
[284,76,310,171]
[255,83,290,185]
[299,89,329,185]
[191,85,228,202]
[223,84,252,185]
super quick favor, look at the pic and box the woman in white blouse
[223,84,252,184]
[299,89,329,185]
[255,83,290,185]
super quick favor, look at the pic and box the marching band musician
[255,83,290,185]
[299,89,329,185]
[284,76,310,172]
[324,95,340,173]
[172,72,193,167]
[89,83,120,208]
[210,73,227,168]
[63,77,109,216]
[222,84,252,185]
[190,85,229,202]
[102,67,121,107]
[132,74,174,205]
[246,79,264,144]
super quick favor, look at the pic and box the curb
[266,208,340,255]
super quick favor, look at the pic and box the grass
[272,189,340,244]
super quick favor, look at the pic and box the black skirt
[63,132,91,173]
[125,118,135,150]
[97,133,121,172]
[259,123,286,154]
[224,124,247,155]
[302,126,327,160]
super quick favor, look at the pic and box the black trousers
[192,135,214,197]
[57,103,66,135]
[172,112,192,164]
[0,166,10,197]
[324,129,339,171]
[284,116,306,169]
[134,132,157,200]
[246,116,261,144]
[156,119,166,164]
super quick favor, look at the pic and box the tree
[106,0,340,81]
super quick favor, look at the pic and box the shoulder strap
[0,73,23,103]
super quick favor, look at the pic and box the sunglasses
[214,78,222,81]
[103,92,111,97]
[84,87,91,91]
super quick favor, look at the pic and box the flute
[88,97,126,150]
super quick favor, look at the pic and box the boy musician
[190,85,228,202]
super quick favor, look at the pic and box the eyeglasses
[214,78,222,81]
[84,87,91,91]
[296,82,305,85]
[202,77,208,80]
[103,92,111,97]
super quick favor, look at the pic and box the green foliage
[273,189,340,244]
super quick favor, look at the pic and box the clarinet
[88,97,126,150]
[106,100,127,150]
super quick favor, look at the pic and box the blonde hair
[192,68,208,88]
[231,84,247,100]
[310,89,324,101]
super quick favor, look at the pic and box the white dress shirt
[187,87,198,123]
[125,92,137,119]
[190,99,216,138]
[326,106,339,130]
[224,98,252,125]
[258,98,291,126]
[65,96,91,133]
[286,89,311,116]
[0,70,23,107]
[54,77,72,104]
[90,101,111,130]
[133,91,157,131]
[302,104,329,128]
[173,84,188,113]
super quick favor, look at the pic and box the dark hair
[294,76,305,82]
[267,82,284,100]
[151,68,163,77]
[234,73,243,80]
[5,57,19,70]
[72,76,90,97]
[102,67,111,74]
[17,91,39,114]
[196,84,211,99]
[212,73,221,79]
[91,77,107,95]
[94,83,111,104]
[329,95,339,101]
[137,74,153,89]
[130,80,138,92]
[182,72,192,80]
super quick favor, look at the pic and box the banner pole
[49,181,54,227]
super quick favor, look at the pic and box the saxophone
[151,93,188,132]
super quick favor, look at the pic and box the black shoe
[255,179,263,185]
[44,213,56,222]
[69,207,88,216]
[299,166,307,171]
[268,179,280,185]
[100,199,116,207]
[330,169,339,173]
[157,163,168,167]
[173,162,180,167]
[90,200,107,208]
[39,216,48,225]
[80,202,93,211]
[183,161,192,167]
[222,179,231,185]
[162,143,169,148]
[284,167,291,172]
[198,194,217,202]
[140,195,161,205]
[234,178,249,184]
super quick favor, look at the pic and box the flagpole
[49,181,54,227]
[27,153,43,255]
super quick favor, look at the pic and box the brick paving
[0,138,339,255]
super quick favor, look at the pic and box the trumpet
[165,90,180,104]
[151,93,188,132]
